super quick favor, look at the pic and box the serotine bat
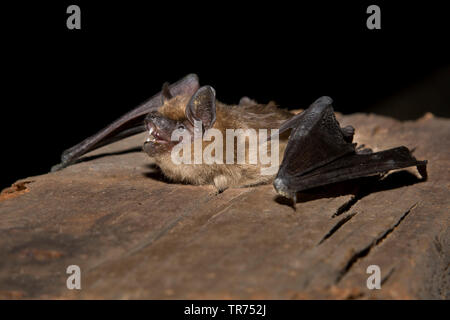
[53,74,428,204]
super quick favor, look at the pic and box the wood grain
[0,112,448,299]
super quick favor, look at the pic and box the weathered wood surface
[0,112,449,299]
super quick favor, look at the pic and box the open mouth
[145,123,169,144]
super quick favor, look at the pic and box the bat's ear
[160,82,173,104]
[161,74,200,104]
[185,86,216,129]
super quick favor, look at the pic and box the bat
[51,74,200,171]
[52,74,428,205]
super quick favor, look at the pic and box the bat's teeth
[146,130,156,142]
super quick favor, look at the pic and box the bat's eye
[177,124,186,132]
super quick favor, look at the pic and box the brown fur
[152,95,294,191]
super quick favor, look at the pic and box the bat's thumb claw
[50,163,65,172]
[273,177,288,194]
[274,177,298,210]
[273,177,297,206]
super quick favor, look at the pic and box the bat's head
[143,85,216,158]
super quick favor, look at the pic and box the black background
[2,1,449,190]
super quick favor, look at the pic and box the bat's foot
[208,182,228,197]
[213,175,230,194]
[341,125,355,143]
[356,144,373,154]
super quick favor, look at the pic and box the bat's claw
[50,163,65,172]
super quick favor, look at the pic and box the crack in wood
[335,202,419,283]
[331,189,369,218]
[330,170,418,219]
[332,196,359,218]
[318,211,358,245]
[381,267,395,286]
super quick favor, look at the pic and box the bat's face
[142,110,194,157]
[142,86,216,158]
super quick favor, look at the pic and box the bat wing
[274,96,427,200]
[52,74,199,171]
